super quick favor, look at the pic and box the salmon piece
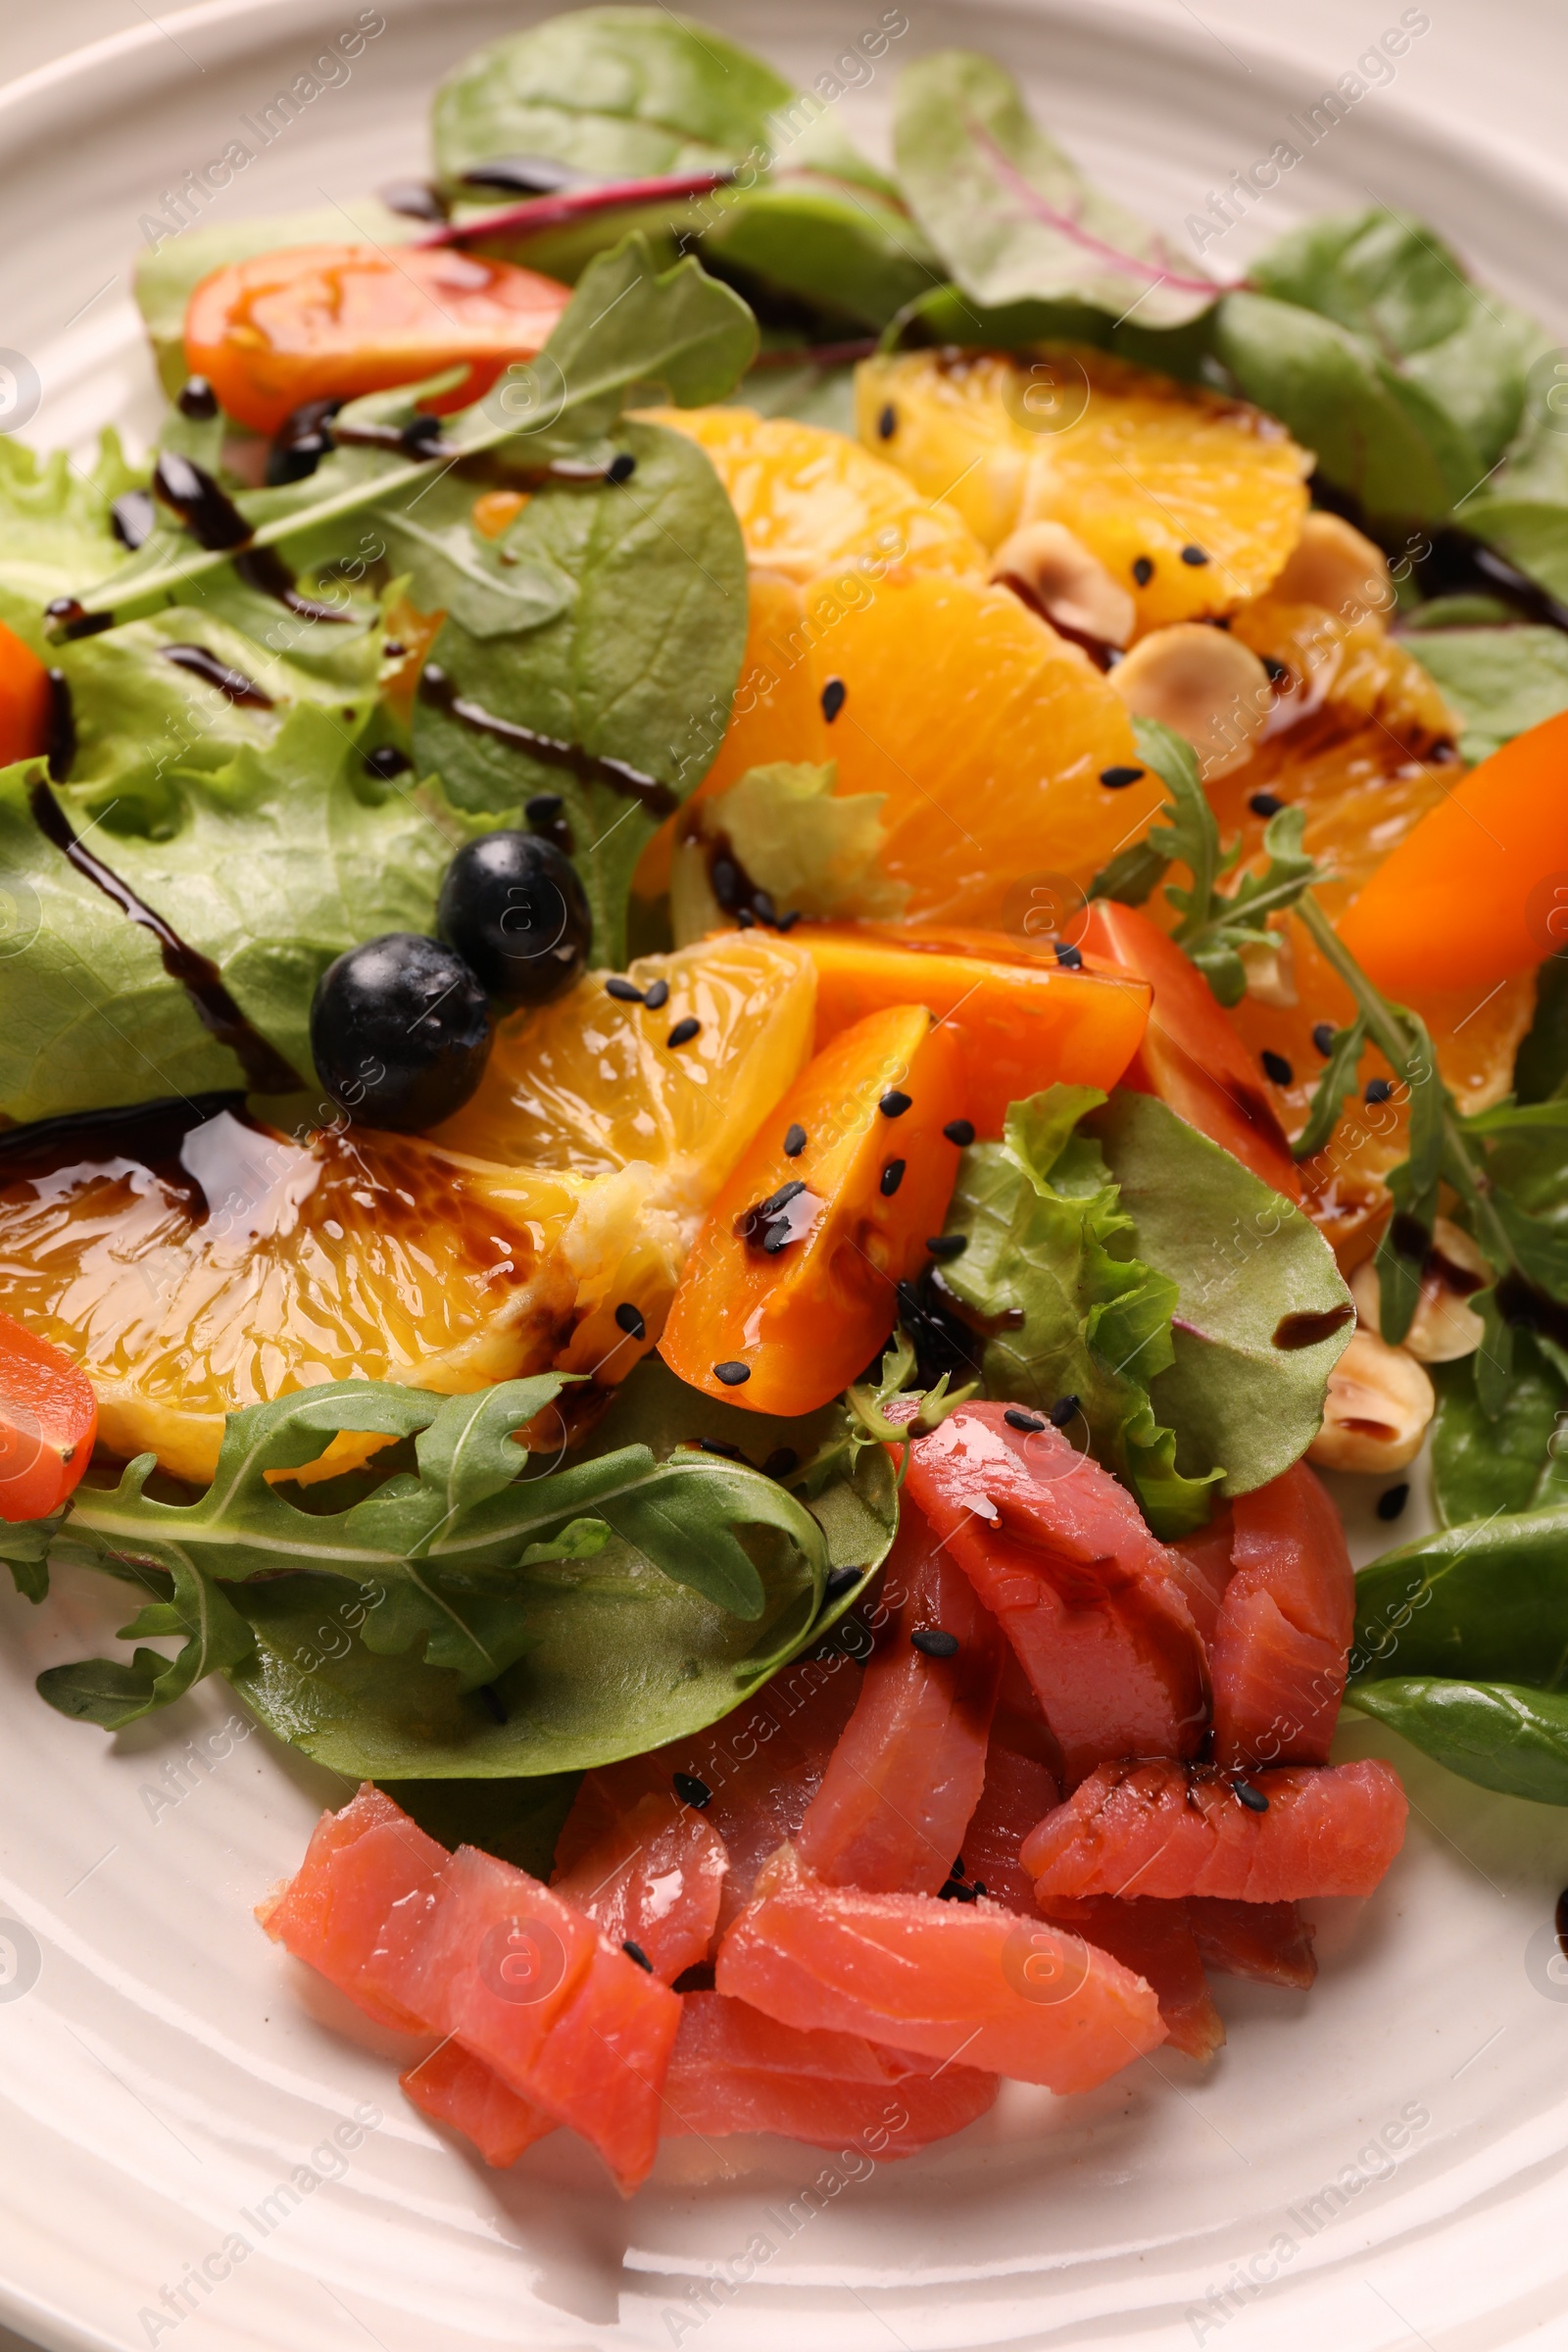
[958,1664,1061,1913]
[1021,1758,1408,1902]
[1209,1462,1355,1768]
[400,2040,556,2168]
[662,1990,998,2154]
[716,1854,1165,2091]
[902,1402,1209,1785]
[1171,1504,1235,1647]
[1036,1896,1222,2060]
[258,1782,447,2031]
[1187,1897,1317,1990]
[795,1511,1005,1893]
[552,1784,728,1981]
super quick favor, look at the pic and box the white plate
[3,4,1568,2346]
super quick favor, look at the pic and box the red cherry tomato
[185,243,573,436]
[1078,900,1303,1200]
[0,1311,96,1522]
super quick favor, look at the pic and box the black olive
[436,829,591,1008]
[310,934,491,1131]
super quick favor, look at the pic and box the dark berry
[310,934,491,1132]
[436,830,590,1010]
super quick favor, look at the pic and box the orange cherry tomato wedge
[799,922,1151,1140]
[0,1310,96,1522]
[185,243,573,436]
[1336,708,1568,996]
[661,1004,966,1415]
[1078,901,1303,1200]
[0,618,52,768]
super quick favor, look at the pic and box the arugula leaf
[0,707,483,1121]
[1292,1017,1368,1164]
[893,52,1216,329]
[670,759,907,943]
[1091,717,1327,1006]
[37,1547,255,1731]
[1349,1679,1568,1806]
[937,1083,1223,1538]
[408,417,747,964]
[1403,623,1568,763]
[1088,1090,1353,1502]
[70,235,758,632]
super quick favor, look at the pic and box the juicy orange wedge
[661,1004,966,1415]
[800,923,1150,1139]
[185,243,572,435]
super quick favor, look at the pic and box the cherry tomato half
[0,617,51,769]
[185,243,573,436]
[0,1310,96,1522]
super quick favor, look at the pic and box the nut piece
[1272,512,1393,624]
[990,520,1137,649]
[1110,622,1274,778]
[1240,920,1298,1008]
[1348,1216,1489,1364]
[1308,1325,1435,1472]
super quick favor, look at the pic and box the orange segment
[856,347,1311,631]
[661,1004,965,1415]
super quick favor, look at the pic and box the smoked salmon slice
[552,1783,728,1980]
[716,1853,1166,2091]
[1207,1461,1355,1769]
[400,2040,556,2168]
[1035,1895,1223,2060]
[258,1782,447,2031]
[662,1990,998,2153]
[794,1511,1005,1893]
[958,1662,1062,1912]
[901,1402,1209,1785]
[1187,1897,1317,1990]
[1021,1758,1407,1903]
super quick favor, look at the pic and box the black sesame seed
[621,1937,653,1971]
[1263,655,1292,686]
[775,909,802,933]
[753,888,777,925]
[710,856,743,910]
[1376,1482,1410,1522]
[713,1359,750,1386]
[642,977,670,1010]
[699,1437,749,1462]
[943,1118,975,1148]
[911,1628,959,1658]
[736,906,756,928]
[1249,791,1285,817]
[783,1123,808,1157]
[613,1301,647,1340]
[880,1158,906,1197]
[1049,1394,1080,1427]
[1100,764,1146,789]
[673,1771,712,1809]
[1132,556,1154,586]
[877,403,897,441]
[970,1882,988,1900]
[1004,1408,1046,1433]
[1054,942,1083,969]
[1234,1781,1269,1812]
[1313,1022,1337,1056]
[607,451,637,484]
[823,1563,862,1599]
[606,976,645,1004]
[821,676,847,723]
[763,1446,800,1481]
[1180,544,1210,566]
[879,1089,912,1118]
[1261,1050,1294,1086]
[1366,1076,1393,1104]
[667,1016,701,1048]
[364,745,411,779]
[927,1234,967,1260]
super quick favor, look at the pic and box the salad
[2,4,1568,2197]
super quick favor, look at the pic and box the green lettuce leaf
[670,758,907,942]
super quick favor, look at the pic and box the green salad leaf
[1351,1680,1568,1806]
[1403,623,1568,762]
[1431,1341,1568,1527]
[1515,956,1568,1106]
[669,758,906,943]
[893,51,1216,330]
[14,1360,896,1773]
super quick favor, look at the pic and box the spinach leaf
[0,706,481,1122]
[1349,1679,1568,1807]
[1453,381,1568,604]
[1515,956,1568,1106]
[382,1773,582,1875]
[936,1084,1220,1538]
[1089,1090,1353,1501]
[72,235,758,631]
[1350,1503,1568,1690]
[407,417,747,964]
[1431,1342,1568,1527]
[1402,624,1568,762]
[893,52,1215,329]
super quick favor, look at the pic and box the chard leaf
[1404,624,1568,763]
[893,51,1216,328]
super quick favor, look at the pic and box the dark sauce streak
[43,598,113,643]
[993,569,1119,672]
[1497,1271,1568,1351]
[26,781,301,1095]
[0,1091,243,1211]
[151,453,252,553]
[45,671,74,783]
[1226,1079,1295,1157]
[1415,527,1568,638]
[419,664,676,816]
[235,546,355,624]
[1391,1210,1433,1263]
[1273,1302,1355,1350]
[110,489,158,552]
[160,645,274,709]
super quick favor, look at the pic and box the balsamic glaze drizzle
[160,645,274,709]
[418,664,676,815]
